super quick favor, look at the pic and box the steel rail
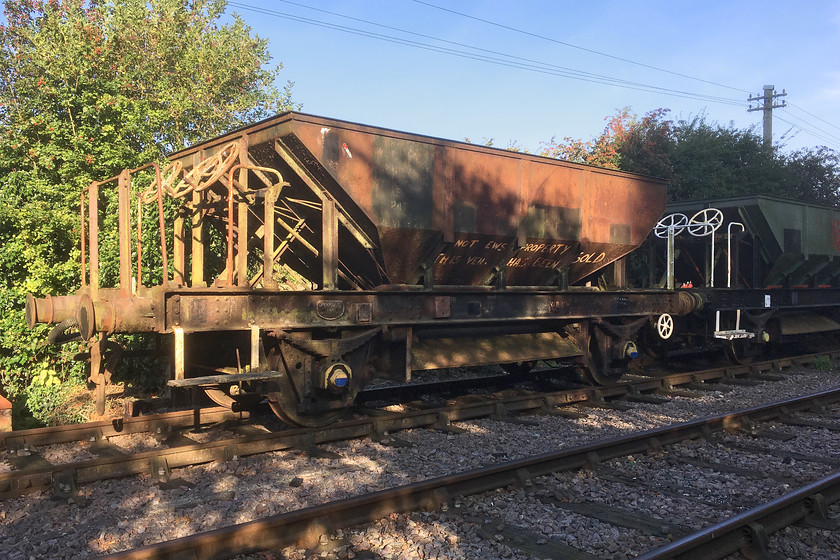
[99,387,840,560]
[0,407,249,450]
[2,349,831,451]
[0,386,596,499]
[635,471,840,559]
[0,351,834,499]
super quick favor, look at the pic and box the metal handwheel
[687,208,723,237]
[656,313,674,340]
[653,213,688,238]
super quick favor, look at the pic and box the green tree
[0,0,297,419]
[613,108,674,179]
[782,147,840,206]
[540,107,674,176]
[542,109,840,206]
[540,107,632,169]
[668,116,786,201]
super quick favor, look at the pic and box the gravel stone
[1,367,839,559]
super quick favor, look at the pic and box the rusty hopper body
[26,112,697,424]
[167,112,668,288]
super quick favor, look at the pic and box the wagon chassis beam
[161,289,698,334]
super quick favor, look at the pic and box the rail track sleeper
[596,471,726,508]
[724,441,840,467]
[778,417,840,431]
[378,435,414,448]
[658,388,704,398]
[717,377,762,387]
[162,431,201,447]
[626,393,672,405]
[673,455,793,484]
[477,521,604,560]
[90,439,130,458]
[538,496,694,539]
[810,410,840,420]
[551,405,589,419]
[663,373,698,387]
[636,471,840,559]
[631,379,664,393]
[5,448,53,472]
[688,381,733,393]
[749,427,796,441]
[576,399,634,411]
[751,374,787,382]
[723,366,753,377]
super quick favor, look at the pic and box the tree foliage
[0,0,297,414]
[542,108,840,207]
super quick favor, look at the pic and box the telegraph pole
[748,85,787,146]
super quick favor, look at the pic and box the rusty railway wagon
[26,112,700,425]
[645,196,840,364]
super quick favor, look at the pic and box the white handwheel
[656,313,674,340]
[653,213,688,239]
[687,208,723,237]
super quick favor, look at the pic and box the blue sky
[223,0,840,154]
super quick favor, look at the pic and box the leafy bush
[0,287,85,396]
[23,380,93,427]
[811,355,833,370]
[0,0,298,424]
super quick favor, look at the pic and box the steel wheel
[204,387,236,409]
[263,339,372,427]
[577,328,623,385]
[265,373,351,427]
[725,339,758,365]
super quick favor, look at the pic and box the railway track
[92,382,840,559]
[0,353,829,501]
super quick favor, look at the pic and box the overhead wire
[412,0,840,142]
[227,1,745,107]
[775,114,840,149]
[786,103,840,133]
[228,1,840,145]
[781,115,840,146]
[243,0,727,97]
[411,0,752,95]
